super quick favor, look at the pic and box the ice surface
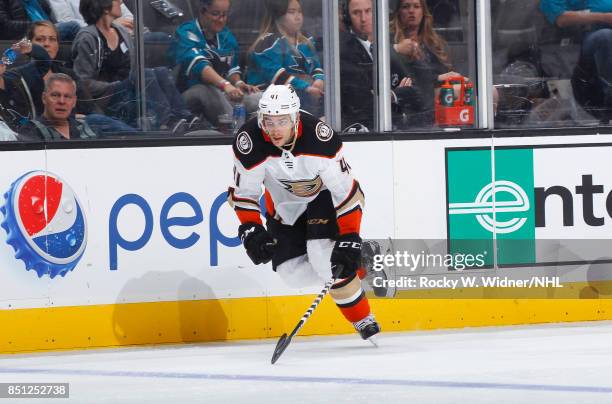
[1,321,612,403]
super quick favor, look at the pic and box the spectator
[172,0,260,126]
[72,0,199,133]
[390,0,464,126]
[0,21,134,134]
[19,73,97,140]
[247,0,324,117]
[49,0,172,43]
[49,0,134,29]
[339,0,422,130]
[540,0,612,118]
[0,0,80,40]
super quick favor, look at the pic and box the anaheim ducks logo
[279,175,323,197]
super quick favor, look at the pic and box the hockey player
[228,84,380,341]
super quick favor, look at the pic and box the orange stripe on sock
[338,295,371,323]
[356,267,366,280]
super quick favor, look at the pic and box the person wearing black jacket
[0,21,134,134]
[18,73,98,141]
[339,0,423,131]
[0,0,80,40]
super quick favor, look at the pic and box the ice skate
[353,314,381,346]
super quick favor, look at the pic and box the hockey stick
[271,264,344,364]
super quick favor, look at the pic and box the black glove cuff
[331,233,363,277]
[239,222,266,244]
[337,233,362,244]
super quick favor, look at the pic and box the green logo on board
[446,149,536,266]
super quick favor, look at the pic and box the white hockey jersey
[228,113,364,235]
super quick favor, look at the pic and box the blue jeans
[106,67,193,129]
[148,66,192,121]
[55,21,81,41]
[580,28,612,103]
[85,114,137,135]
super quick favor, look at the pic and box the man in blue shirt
[172,0,259,127]
[540,0,612,24]
[540,0,612,116]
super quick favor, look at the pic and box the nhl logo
[236,131,253,154]
[316,122,333,142]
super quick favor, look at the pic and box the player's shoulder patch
[235,131,253,154]
[295,114,341,158]
[232,118,278,169]
[315,121,333,142]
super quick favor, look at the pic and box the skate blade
[366,335,379,347]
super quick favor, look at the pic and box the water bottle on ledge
[232,102,246,133]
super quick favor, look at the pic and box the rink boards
[2,134,612,353]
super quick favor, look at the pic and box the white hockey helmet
[257,84,301,129]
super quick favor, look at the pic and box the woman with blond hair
[247,0,324,116]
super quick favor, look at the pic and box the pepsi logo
[0,171,87,278]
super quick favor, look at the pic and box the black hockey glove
[239,223,277,265]
[330,233,362,278]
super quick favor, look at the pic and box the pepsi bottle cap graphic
[0,171,87,278]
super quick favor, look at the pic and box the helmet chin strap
[274,125,297,153]
[284,128,298,152]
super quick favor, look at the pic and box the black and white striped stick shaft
[271,264,343,364]
[292,276,335,334]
